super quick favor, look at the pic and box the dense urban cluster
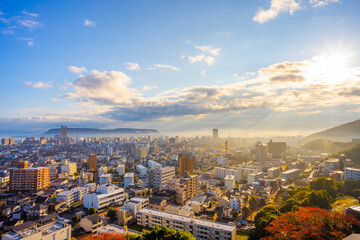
[0,127,360,240]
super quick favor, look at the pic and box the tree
[310,176,337,198]
[279,199,300,213]
[72,214,79,223]
[81,233,127,240]
[263,207,359,240]
[89,207,97,215]
[140,225,196,240]
[254,206,280,239]
[242,206,251,220]
[258,198,267,207]
[232,210,239,219]
[308,190,332,209]
[248,196,258,210]
[107,207,117,219]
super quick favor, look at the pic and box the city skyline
[1,0,360,137]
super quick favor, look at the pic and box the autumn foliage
[81,233,127,240]
[261,207,359,240]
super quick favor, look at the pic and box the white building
[85,182,97,192]
[324,159,340,170]
[124,173,134,188]
[247,172,265,185]
[83,185,125,210]
[98,166,108,177]
[214,167,242,183]
[344,168,360,181]
[117,164,125,176]
[281,169,300,181]
[229,196,241,210]
[267,167,280,179]
[148,166,176,188]
[123,197,149,217]
[217,157,229,166]
[224,175,235,190]
[137,208,236,240]
[99,174,112,185]
[147,160,162,168]
[57,187,88,205]
[136,165,147,175]
[2,222,71,240]
[60,161,77,176]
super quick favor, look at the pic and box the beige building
[2,222,71,240]
[137,208,236,240]
[179,154,194,177]
[148,166,175,188]
[166,175,199,205]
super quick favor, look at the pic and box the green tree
[279,198,300,213]
[242,206,251,220]
[248,196,258,210]
[72,214,79,223]
[309,190,332,209]
[253,206,281,239]
[232,210,239,219]
[140,225,196,240]
[310,176,337,198]
[107,207,117,218]
[89,207,97,215]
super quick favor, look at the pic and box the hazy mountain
[333,144,360,166]
[301,139,359,154]
[41,127,159,138]
[300,119,360,144]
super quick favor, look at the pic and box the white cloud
[25,81,52,89]
[18,37,34,46]
[148,64,180,71]
[141,85,158,91]
[18,19,42,29]
[126,62,140,71]
[253,0,301,24]
[22,11,39,18]
[68,66,87,74]
[195,45,221,56]
[51,98,60,102]
[187,54,215,65]
[84,19,96,27]
[200,70,206,77]
[2,29,13,34]
[309,0,339,7]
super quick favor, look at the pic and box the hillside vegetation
[333,144,360,166]
[301,139,359,154]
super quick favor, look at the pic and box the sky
[1,0,360,137]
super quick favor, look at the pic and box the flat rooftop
[138,208,235,232]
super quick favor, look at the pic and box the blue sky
[1,0,360,137]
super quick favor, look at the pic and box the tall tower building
[179,154,194,177]
[60,126,67,139]
[88,154,97,171]
[9,165,50,192]
[255,142,267,162]
[213,129,219,138]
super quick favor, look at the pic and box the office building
[224,175,235,190]
[9,165,50,192]
[213,129,219,138]
[255,142,267,162]
[267,140,286,158]
[2,221,71,240]
[60,126,67,139]
[124,173,134,187]
[179,154,194,177]
[344,168,360,181]
[166,174,199,205]
[267,167,280,179]
[148,166,176,188]
[57,187,88,205]
[2,138,15,145]
[281,169,300,181]
[83,185,125,210]
[88,154,97,171]
[137,208,236,240]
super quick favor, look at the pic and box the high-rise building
[60,125,67,139]
[267,140,286,158]
[255,141,267,162]
[148,167,176,188]
[213,128,218,138]
[88,154,97,171]
[1,138,15,145]
[17,160,29,169]
[9,165,50,192]
[166,174,199,204]
[178,154,194,177]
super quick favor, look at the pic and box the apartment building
[344,168,360,181]
[118,197,149,224]
[224,175,235,190]
[148,166,176,188]
[214,167,242,183]
[9,165,50,192]
[137,208,236,240]
[60,160,77,176]
[83,185,125,210]
[166,174,199,205]
[179,154,194,177]
[281,169,300,181]
[2,222,71,240]
[247,172,265,185]
[267,167,280,179]
[56,187,88,205]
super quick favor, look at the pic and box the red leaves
[261,207,359,240]
[81,233,127,240]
